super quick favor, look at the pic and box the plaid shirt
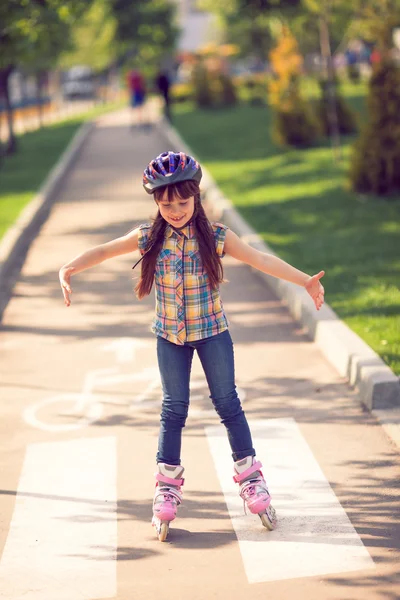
[138,222,229,345]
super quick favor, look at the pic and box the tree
[289,1,350,57]
[110,0,178,73]
[0,1,89,155]
[348,0,400,196]
[350,59,400,195]
[59,0,117,72]
[199,0,301,60]
[343,0,400,51]
[300,0,400,54]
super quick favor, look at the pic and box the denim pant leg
[195,330,255,462]
[156,336,194,465]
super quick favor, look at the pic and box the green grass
[0,101,124,240]
[171,89,400,375]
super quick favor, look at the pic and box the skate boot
[233,456,277,530]
[152,463,184,542]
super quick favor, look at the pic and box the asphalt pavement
[0,108,399,600]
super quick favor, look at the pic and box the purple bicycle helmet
[143,151,202,194]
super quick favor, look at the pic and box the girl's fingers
[60,280,72,306]
[59,268,75,306]
[299,271,327,311]
[59,268,74,290]
[60,277,72,293]
[314,270,325,281]
[313,289,325,310]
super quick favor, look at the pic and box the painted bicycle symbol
[23,338,246,432]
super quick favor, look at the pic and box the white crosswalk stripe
[0,437,117,600]
[206,417,375,584]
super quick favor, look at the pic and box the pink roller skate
[152,463,184,542]
[234,456,277,530]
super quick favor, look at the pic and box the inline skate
[234,456,277,530]
[152,463,184,541]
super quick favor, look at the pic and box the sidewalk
[0,108,399,600]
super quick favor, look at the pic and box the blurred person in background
[155,69,171,122]
[127,68,147,129]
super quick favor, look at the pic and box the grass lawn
[171,86,400,375]
[0,101,124,241]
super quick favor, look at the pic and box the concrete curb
[0,120,95,322]
[160,117,400,411]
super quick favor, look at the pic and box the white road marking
[0,437,117,599]
[23,339,249,433]
[23,392,104,432]
[206,417,375,584]
[22,367,117,432]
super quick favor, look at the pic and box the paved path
[0,109,399,600]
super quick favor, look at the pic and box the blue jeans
[156,330,255,465]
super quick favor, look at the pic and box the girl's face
[157,191,195,228]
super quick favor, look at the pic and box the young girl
[59,151,325,541]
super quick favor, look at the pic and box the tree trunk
[36,72,43,128]
[0,66,17,155]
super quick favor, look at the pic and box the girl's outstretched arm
[224,229,325,310]
[59,227,140,307]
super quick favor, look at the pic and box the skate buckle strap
[233,460,263,483]
[154,486,183,505]
[156,472,185,487]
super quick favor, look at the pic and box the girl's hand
[305,271,325,310]
[59,266,75,307]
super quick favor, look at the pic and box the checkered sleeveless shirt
[138,222,229,345]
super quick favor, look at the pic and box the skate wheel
[158,521,169,542]
[152,517,170,542]
[260,505,277,530]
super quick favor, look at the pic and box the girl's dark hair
[134,180,224,299]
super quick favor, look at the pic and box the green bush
[350,59,400,196]
[273,100,320,148]
[316,79,357,136]
[271,81,320,148]
[191,62,237,109]
[218,72,237,106]
[192,63,214,108]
